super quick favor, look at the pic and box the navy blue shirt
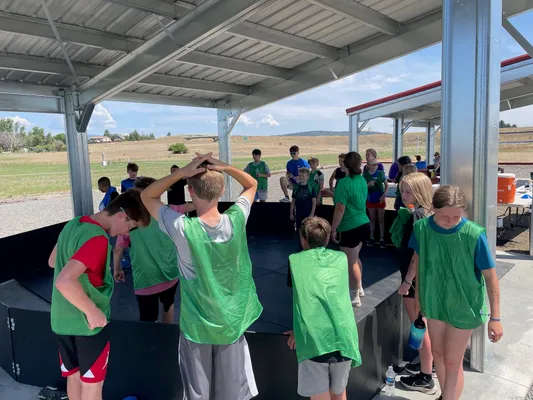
[409,216,495,271]
[286,158,310,184]
[292,183,317,228]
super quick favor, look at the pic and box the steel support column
[217,108,241,202]
[62,90,94,216]
[425,122,435,163]
[441,0,502,372]
[392,117,403,162]
[348,114,359,152]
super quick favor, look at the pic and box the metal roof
[345,54,533,124]
[0,0,531,114]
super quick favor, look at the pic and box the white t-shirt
[158,196,252,279]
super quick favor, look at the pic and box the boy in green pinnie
[114,177,195,324]
[285,217,361,400]
[47,190,150,400]
[308,157,324,205]
[244,148,271,202]
[141,152,262,400]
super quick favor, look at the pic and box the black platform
[0,202,515,400]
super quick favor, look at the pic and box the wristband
[489,317,501,322]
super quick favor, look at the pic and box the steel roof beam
[0,53,251,95]
[0,11,290,80]
[502,18,533,58]
[306,0,400,36]
[0,81,62,113]
[110,91,215,108]
[78,0,271,105]
[102,0,340,59]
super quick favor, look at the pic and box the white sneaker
[358,286,365,297]
[279,197,290,203]
[350,290,361,307]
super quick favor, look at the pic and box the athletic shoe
[379,239,386,248]
[279,197,290,203]
[399,373,437,395]
[350,290,361,307]
[39,386,68,400]
[366,238,375,247]
[405,361,436,376]
[358,286,365,297]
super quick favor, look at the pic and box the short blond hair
[308,157,319,165]
[187,166,224,201]
[402,164,418,176]
[300,217,331,248]
[298,167,310,176]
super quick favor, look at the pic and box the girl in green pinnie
[406,185,503,400]
[285,217,361,400]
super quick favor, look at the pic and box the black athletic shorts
[338,223,370,248]
[136,280,179,322]
[56,325,110,383]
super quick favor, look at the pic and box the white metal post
[62,90,94,216]
[426,122,435,163]
[392,117,403,162]
[441,0,502,372]
[217,108,241,202]
[349,114,359,152]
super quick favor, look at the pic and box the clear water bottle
[384,365,396,396]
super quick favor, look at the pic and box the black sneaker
[399,373,437,395]
[405,361,436,376]
[379,239,386,248]
[366,238,375,247]
[39,386,68,400]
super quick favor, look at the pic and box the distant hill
[281,130,387,137]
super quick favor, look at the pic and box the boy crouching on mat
[285,217,362,400]
[48,190,150,400]
[141,152,263,400]
[114,177,195,324]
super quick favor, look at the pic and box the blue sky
[2,11,533,137]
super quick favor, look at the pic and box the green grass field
[0,154,344,199]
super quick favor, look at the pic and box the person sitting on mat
[290,168,318,237]
[390,173,436,394]
[284,217,362,400]
[47,190,150,400]
[401,185,503,400]
[140,152,263,400]
[97,177,118,211]
[363,158,388,248]
[114,177,195,324]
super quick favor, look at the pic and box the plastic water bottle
[408,313,426,350]
[384,365,396,396]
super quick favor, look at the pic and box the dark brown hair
[134,176,156,190]
[432,185,467,209]
[300,217,331,248]
[127,162,139,172]
[343,151,362,177]
[187,162,225,202]
[289,145,299,153]
[105,189,150,227]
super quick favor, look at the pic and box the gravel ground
[1,165,531,254]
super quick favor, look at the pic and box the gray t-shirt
[158,196,252,280]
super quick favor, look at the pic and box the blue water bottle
[408,313,426,350]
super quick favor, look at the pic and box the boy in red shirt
[48,190,150,400]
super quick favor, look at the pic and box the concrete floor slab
[0,368,40,399]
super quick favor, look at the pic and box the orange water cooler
[497,173,516,204]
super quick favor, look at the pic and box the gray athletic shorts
[298,359,351,397]
[256,190,268,201]
[179,332,258,400]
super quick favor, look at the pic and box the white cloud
[258,114,279,127]
[238,114,254,126]
[91,104,117,129]
[7,116,33,129]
